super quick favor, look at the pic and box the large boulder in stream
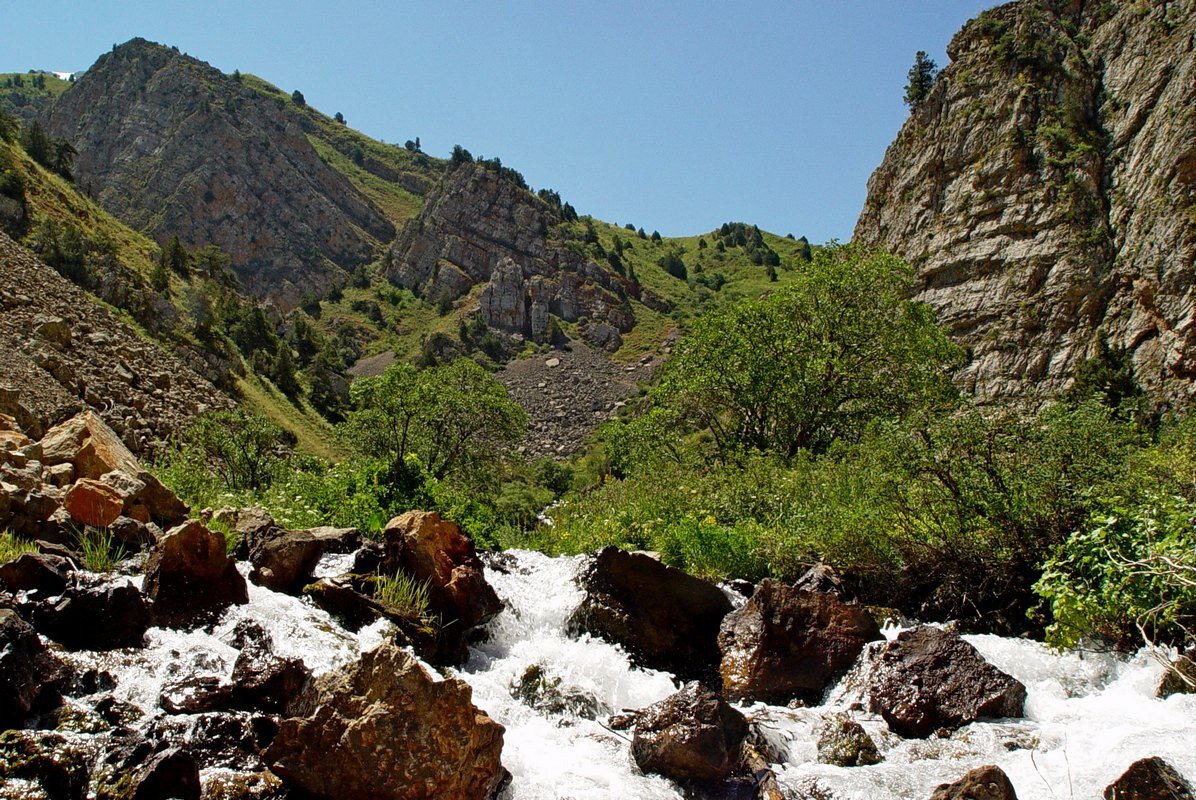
[34,577,151,650]
[631,681,748,786]
[1103,757,1195,799]
[930,765,1019,800]
[381,510,502,629]
[142,519,248,628]
[719,579,882,704]
[265,640,506,800]
[867,626,1026,738]
[566,546,732,681]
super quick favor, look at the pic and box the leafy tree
[149,257,169,292]
[658,251,687,280]
[0,109,18,142]
[450,144,473,166]
[176,409,287,492]
[904,51,938,109]
[291,89,306,107]
[19,121,51,166]
[341,359,527,489]
[650,230,662,242]
[161,235,189,276]
[635,244,964,462]
[334,111,345,124]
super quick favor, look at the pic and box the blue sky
[4,1,996,242]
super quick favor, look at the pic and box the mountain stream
[65,550,1196,799]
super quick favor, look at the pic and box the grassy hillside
[0,71,72,117]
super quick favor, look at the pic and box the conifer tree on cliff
[904,51,938,108]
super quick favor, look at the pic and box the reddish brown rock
[930,765,1019,800]
[64,478,125,528]
[382,511,502,629]
[719,579,882,704]
[867,627,1026,738]
[265,641,506,800]
[143,520,248,627]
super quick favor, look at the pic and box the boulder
[1103,757,1195,800]
[867,627,1026,738]
[1157,649,1196,699]
[793,563,849,597]
[93,740,201,800]
[566,546,732,681]
[719,580,882,704]
[0,608,67,729]
[159,676,235,715]
[631,681,748,785]
[382,511,502,629]
[0,729,94,800]
[143,520,248,628]
[509,663,602,720]
[930,765,1019,800]
[265,641,506,800]
[230,625,311,715]
[108,515,158,551]
[249,525,361,594]
[816,713,882,767]
[200,770,287,800]
[34,578,150,650]
[64,478,126,528]
[147,711,270,772]
[0,552,72,595]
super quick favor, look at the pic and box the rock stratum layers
[46,38,396,306]
[854,0,1195,407]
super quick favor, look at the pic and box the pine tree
[903,51,938,109]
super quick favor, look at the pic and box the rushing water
[62,552,1196,798]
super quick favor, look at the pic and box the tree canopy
[341,358,527,489]
[904,51,938,108]
[619,244,964,465]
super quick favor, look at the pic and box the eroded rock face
[46,38,396,307]
[567,547,732,682]
[631,682,748,785]
[389,163,636,343]
[382,510,502,630]
[1103,756,1195,800]
[930,765,1019,800]
[142,520,248,627]
[854,1,1196,407]
[719,580,882,704]
[867,626,1026,738]
[265,641,506,800]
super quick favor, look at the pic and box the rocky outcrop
[854,1,1196,408]
[389,163,636,342]
[265,641,506,800]
[718,580,882,705]
[930,765,1019,800]
[45,38,397,306]
[1103,757,1195,800]
[0,232,232,454]
[567,547,732,682]
[867,626,1026,738]
[631,682,748,786]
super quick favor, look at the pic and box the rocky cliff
[44,38,396,306]
[854,0,1195,407]
[389,163,636,347]
[0,231,231,454]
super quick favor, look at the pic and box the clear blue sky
[4,1,996,242]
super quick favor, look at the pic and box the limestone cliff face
[389,164,635,345]
[854,0,1195,406]
[45,39,394,306]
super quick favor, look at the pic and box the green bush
[1037,493,1196,649]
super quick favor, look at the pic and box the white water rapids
[65,551,1196,798]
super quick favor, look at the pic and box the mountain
[43,38,436,306]
[854,0,1195,408]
